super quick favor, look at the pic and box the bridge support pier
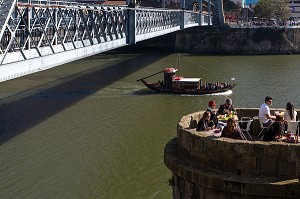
[198,0,202,26]
[127,8,136,44]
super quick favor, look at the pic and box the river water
[0,50,299,199]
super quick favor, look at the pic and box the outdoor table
[217,114,239,122]
[201,129,222,138]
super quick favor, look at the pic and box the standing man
[259,96,276,127]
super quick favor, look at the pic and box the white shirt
[284,110,297,122]
[259,103,270,124]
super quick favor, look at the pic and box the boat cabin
[163,68,202,90]
[172,77,201,90]
[137,67,235,95]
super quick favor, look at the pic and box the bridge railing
[134,7,181,43]
[0,1,129,65]
[183,10,200,28]
[0,1,213,82]
[0,2,209,64]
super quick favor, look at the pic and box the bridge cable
[181,55,233,82]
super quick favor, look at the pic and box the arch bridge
[0,0,223,82]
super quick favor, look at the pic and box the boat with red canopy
[137,67,236,95]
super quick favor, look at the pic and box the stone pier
[164,108,300,199]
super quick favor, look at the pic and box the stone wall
[164,108,300,199]
[133,27,300,55]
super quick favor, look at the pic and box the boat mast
[177,54,183,77]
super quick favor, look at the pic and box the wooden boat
[137,68,236,95]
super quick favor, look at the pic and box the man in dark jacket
[218,98,235,115]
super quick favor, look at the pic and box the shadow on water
[0,51,168,144]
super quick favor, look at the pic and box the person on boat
[263,115,284,141]
[217,98,235,115]
[196,111,214,131]
[221,118,243,139]
[258,96,276,127]
[207,100,218,127]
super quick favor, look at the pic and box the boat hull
[141,80,236,95]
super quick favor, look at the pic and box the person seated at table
[284,102,297,122]
[217,98,235,115]
[283,102,297,131]
[263,115,284,141]
[196,111,214,131]
[207,100,218,128]
[221,118,243,139]
[258,96,276,127]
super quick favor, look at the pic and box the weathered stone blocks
[165,108,300,198]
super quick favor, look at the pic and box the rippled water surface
[0,51,300,199]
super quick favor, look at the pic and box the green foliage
[168,177,175,187]
[254,0,290,21]
[273,0,291,20]
[223,0,241,12]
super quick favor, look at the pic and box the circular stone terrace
[164,108,300,199]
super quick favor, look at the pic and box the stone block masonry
[164,108,300,198]
[133,27,300,55]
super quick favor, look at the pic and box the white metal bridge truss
[0,0,213,82]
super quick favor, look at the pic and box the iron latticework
[0,0,128,65]
[0,0,213,82]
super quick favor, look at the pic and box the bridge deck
[0,0,213,82]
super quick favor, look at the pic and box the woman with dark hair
[284,102,297,122]
[263,115,284,141]
[196,111,213,131]
[221,118,243,139]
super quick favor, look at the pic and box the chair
[238,117,253,140]
[237,127,248,140]
[287,121,299,136]
[254,116,269,139]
